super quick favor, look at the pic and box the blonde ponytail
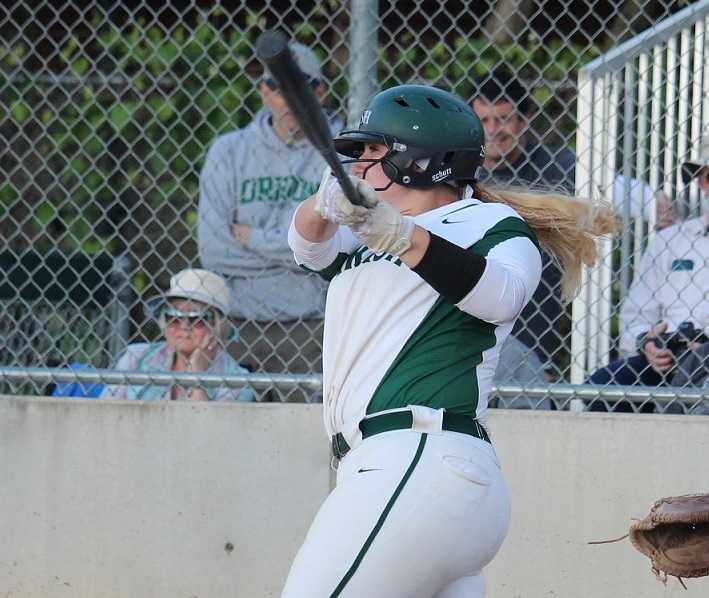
[476,183,620,301]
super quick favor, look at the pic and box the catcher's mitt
[591,493,709,589]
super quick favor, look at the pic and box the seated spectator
[587,135,709,411]
[472,69,676,382]
[50,362,104,398]
[612,175,676,230]
[100,269,254,402]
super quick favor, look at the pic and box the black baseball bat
[255,29,365,206]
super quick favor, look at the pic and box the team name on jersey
[240,176,318,204]
[341,245,403,274]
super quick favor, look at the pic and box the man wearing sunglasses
[198,42,343,392]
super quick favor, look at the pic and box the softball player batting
[285,84,616,597]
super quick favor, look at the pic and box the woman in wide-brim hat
[100,268,253,402]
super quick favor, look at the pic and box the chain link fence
[1,0,707,410]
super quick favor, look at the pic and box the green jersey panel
[367,216,538,416]
[365,298,497,417]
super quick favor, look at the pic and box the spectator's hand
[654,191,677,230]
[232,223,252,246]
[643,322,674,373]
[183,336,218,402]
[188,334,218,373]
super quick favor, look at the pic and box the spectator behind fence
[100,269,254,402]
[472,69,677,382]
[588,135,709,403]
[493,336,550,409]
[472,68,574,379]
[612,175,676,230]
[198,42,343,378]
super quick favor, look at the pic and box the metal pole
[347,0,379,127]
[0,367,324,392]
[1,368,705,408]
[620,65,635,300]
[110,254,133,361]
[570,68,595,384]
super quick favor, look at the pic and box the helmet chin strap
[363,161,396,192]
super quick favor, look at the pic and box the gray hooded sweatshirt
[198,108,343,320]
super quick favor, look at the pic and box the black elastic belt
[331,410,490,461]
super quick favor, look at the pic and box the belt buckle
[331,432,350,461]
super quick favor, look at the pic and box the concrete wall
[0,398,330,598]
[1,397,708,597]
[485,410,709,598]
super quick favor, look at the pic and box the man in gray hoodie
[198,43,342,392]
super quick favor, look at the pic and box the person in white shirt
[281,84,615,598]
[589,135,709,395]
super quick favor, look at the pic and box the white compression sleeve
[456,236,543,324]
[288,207,358,271]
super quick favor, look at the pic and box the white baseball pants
[281,428,510,597]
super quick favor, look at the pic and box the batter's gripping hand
[347,180,415,257]
[314,168,373,225]
[314,169,415,256]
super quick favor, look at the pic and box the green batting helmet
[334,85,486,189]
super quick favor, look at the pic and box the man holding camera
[589,135,709,390]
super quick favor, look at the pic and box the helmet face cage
[336,131,399,192]
[337,134,478,191]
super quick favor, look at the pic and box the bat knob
[255,29,289,62]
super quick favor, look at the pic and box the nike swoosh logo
[441,203,478,224]
[357,468,381,473]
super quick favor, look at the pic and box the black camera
[653,321,708,355]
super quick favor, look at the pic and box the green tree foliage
[1,15,599,265]
[1,16,262,261]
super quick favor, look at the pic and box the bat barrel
[254,29,366,207]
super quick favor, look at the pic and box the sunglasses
[264,77,321,92]
[164,307,215,329]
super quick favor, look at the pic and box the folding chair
[0,250,131,395]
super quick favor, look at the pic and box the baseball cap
[681,134,709,183]
[164,269,230,315]
[263,41,322,84]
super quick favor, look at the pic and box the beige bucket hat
[164,269,230,315]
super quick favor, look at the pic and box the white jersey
[619,214,709,353]
[292,197,541,449]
